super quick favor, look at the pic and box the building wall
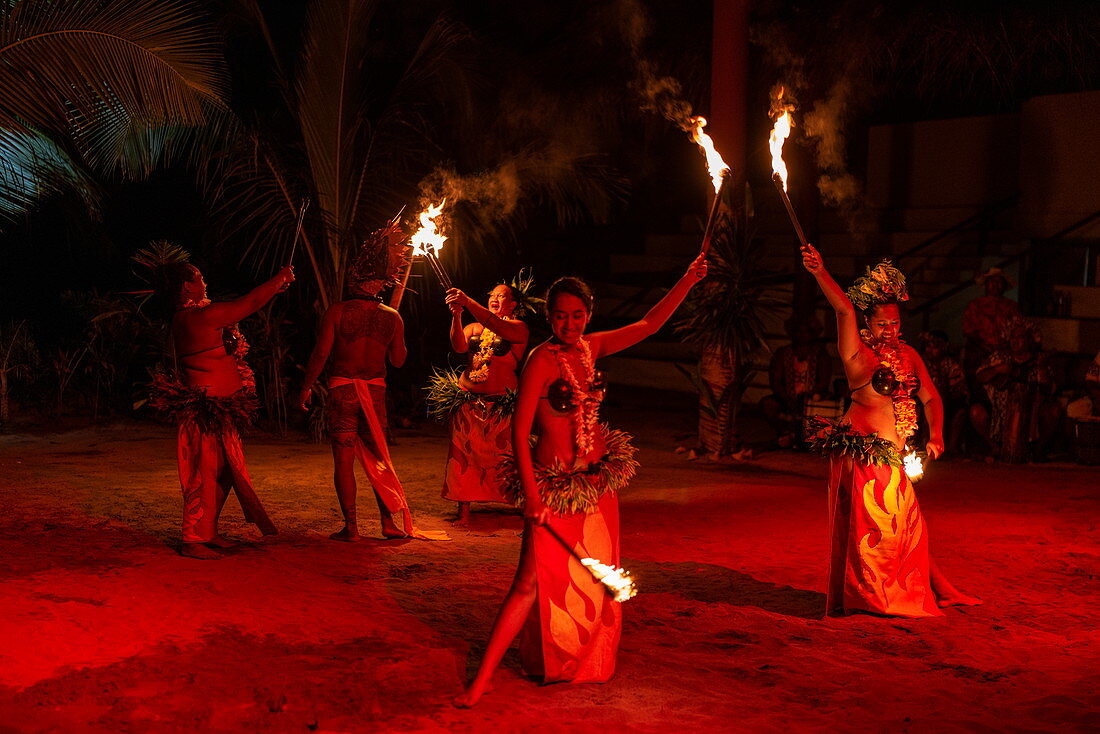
[1020,90,1100,238]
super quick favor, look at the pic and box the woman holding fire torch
[428,273,535,525]
[454,254,707,707]
[801,243,980,617]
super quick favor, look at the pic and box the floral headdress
[846,260,909,312]
[349,217,409,288]
[504,267,545,318]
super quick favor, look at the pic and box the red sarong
[327,376,450,541]
[520,492,621,683]
[826,456,942,618]
[177,420,275,543]
[442,400,512,503]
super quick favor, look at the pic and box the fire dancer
[801,244,980,616]
[138,246,293,559]
[428,273,536,525]
[454,255,707,707]
[298,226,448,542]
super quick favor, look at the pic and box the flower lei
[179,299,257,395]
[552,338,603,456]
[862,330,918,443]
[467,327,499,383]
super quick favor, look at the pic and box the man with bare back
[299,225,449,542]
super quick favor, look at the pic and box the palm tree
[0,0,229,221]
[676,220,783,458]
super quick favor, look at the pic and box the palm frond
[0,128,99,220]
[0,0,229,136]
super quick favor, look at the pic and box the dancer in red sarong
[137,244,294,559]
[428,273,536,525]
[454,254,706,707]
[801,244,981,617]
[299,223,449,542]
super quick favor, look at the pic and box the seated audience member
[760,317,832,448]
[972,317,1059,463]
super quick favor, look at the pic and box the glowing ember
[688,116,730,194]
[408,199,447,257]
[903,450,924,482]
[769,87,794,191]
[581,557,638,603]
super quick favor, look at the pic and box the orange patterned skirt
[520,492,622,683]
[826,455,942,618]
[442,399,513,503]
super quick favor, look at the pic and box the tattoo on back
[339,302,395,344]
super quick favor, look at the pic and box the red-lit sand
[1,396,1097,732]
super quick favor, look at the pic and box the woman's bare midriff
[532,404,608,468]
[459,357,519,395]
[178,351,243,398]
[844,384,902,448]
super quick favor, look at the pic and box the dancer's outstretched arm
[589,254,707,359]
[801,244,864,365]
[448,300,468,353]
[201,266,294,328]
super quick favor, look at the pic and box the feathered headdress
[349,215,409,288]
[505,267,545,318]
[846,260,909,312]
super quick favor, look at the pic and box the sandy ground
[0,394,1098,733]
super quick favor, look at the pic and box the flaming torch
[768,89,809,248]
[689,116,731,255]
[543,525,638,602]
[408,199,452,289]
[903,449,925,482]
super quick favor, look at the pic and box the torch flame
[769,87,794,191]
[581,557,638,603]
[408,199,447,257]
[689,116,729,194]
[903,450,924,482]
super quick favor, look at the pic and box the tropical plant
[0,0,229,222]
[0,319,38,429]
[676,220,783,457]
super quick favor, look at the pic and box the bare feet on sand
[452,681,493,708]
[206,535,237,549]
[937,592,983,608]
[181,542,222,560]
[452,503,471,527]
[329,526,362,542]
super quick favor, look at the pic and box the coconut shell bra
[546,372,606,413]
[869,367,921,397]
[468,331,511,357]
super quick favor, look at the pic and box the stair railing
[909,207,1100,330]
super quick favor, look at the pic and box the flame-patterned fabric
[826,454,943,618]
[520,491,622,683]
[441,399,513,504]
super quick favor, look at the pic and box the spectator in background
[962,268,1020,392]
[760,317,833,448]
[972,317,1059,463]
[1066,350,1100,421]
[918,331,970,454]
